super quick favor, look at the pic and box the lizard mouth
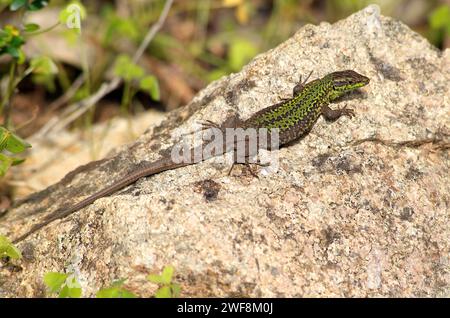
[352,75,370,88]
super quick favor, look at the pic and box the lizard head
[327,70,370,98]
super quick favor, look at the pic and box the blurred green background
[0,0,449,133]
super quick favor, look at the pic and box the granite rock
[1,5,449,297]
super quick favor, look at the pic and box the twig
[43,77,122,134]
[31,75,85,139]
[132,0,174,64]
[49,74,85,113]
[34,0,174,138]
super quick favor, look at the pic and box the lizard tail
[13,158,190,243]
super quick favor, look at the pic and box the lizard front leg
[321,104,355,121]
[227,157,270,178]
[293,70,313,95]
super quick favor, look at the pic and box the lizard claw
[198,120,221,131]
[341,108,355,118]
[179,120,220,138]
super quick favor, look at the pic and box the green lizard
[13,70,369,243]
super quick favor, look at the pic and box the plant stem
[120,80,132,115]
[1,61,17,128]
[24,22,61,37]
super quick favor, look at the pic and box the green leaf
[0,154,13,177]
[66,275,81,288]
[59,1,87,34]
[66,286,82,298]
[0,126,31,154]
[96,279,136,298]
[0,235,22,259]
[58,285,70,298]
[96,286,137,298]
[59,10,71,25]
[0,153,25,177]
[429,5,450,30]
[44,273,82,298]
[139,75,160,101]
[155,286,172,298]
[27,0,49,11]
[120,289,138,298]
[0,127,9,151]
[29,56,58,75]
[68,288,82,298]
[96,287,120,298]
[147,274,164,284]
[148,266,175,284]
[44,272,68,293]
[5,46,20,59]
[0,26,26,60]
[17,48,26,64]
[114,55,144,81]
[11,157,26,166]
[59,275,82,298]
[5,132,32,154]
[102,11,140,45]
[228,38,258,72]
[32,73,56,92]
[110,278,127,287]
[160,265,174,285]
[24,23,40,32]
[5,47,25,64]
[10,0,27,11]
[170,283,181,298]
[10,35,25,47]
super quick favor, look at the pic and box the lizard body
[13,70,369,243]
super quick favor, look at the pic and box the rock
[1,5,449,297]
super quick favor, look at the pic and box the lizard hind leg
[199,112,244,132]
[199,119,222,131]
[302,70,313,85]
[179,120,221,138]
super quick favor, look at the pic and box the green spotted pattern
[243,70,369,144]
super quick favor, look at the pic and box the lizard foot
[198,120,221,131]
[339,107,355,118]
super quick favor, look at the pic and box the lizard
[12,70,369,243]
